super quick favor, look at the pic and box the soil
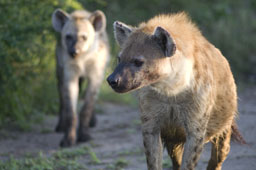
[0,87,256,170]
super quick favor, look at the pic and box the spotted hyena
[52,9,109,147]
[107,12,244,170]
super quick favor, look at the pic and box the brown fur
[52,9,109,147]
[108,12,244,170]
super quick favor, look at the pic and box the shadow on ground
[0,87,256,170]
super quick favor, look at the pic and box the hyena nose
[69,49,78,58]
[107,75,120,88]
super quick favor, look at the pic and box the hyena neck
[150,54,195,97]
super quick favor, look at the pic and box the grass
[118,148,143,156]
[0,145,137,170]
[162,158,172,169]
[115,158,129,168]
[0,153,86,170]
[0,145,102,170]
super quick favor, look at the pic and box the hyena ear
[113,21,134,47]
[152,27,176,57]
[52,9,70,32]
[89,10,106,32]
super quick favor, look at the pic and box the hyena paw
[60,137,76,147]
[77,128,92,143]
[89,114,97,128]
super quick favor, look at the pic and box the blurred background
[0,0,255,169]
[0,0,255,130]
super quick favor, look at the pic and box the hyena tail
[231,120,246,144]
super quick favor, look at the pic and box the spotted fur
[52,9,109,147]
[108,12,243,170]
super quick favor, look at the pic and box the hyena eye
[81,35,87,41]
[133,59,144,67]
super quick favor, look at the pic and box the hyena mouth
[113,84,141,93]
[107,77,141,93]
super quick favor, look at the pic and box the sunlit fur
[52,9,109,147]
[112,12,240,170]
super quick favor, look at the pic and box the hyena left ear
[113,21,134,47]
[89,10,106,32]
[52,9,70,32]
[152,27,176,57]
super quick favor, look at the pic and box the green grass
[0,146,102,170]
[0,153,86,170]
[162,158,172,169]
[117,148,143,156]
[114,158,129,169]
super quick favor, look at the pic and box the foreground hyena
[52,9,109,147]
[107,12,245,170]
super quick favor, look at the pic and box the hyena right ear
[89,10,106,33]
[52,9,70,32]
[113,21,134,47]
[152,27,176,57]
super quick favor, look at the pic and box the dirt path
[0,87,256,170]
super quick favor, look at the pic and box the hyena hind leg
[207,128,231,170]
[166,143,184,170]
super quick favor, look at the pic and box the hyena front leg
[141,117,163,170]
[207,128,231,170]
[143,131,163,170]
[55,51,66,132]
[77,76,102,142]
[181,118,208,170]
[60,76,79,147]
[166,143,184,170]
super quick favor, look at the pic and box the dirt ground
[0,87,256,170]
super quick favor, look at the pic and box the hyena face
[61,19,95,58]
[107,22,176,93]
[52,9,106,58]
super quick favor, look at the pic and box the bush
[0,0,83,128]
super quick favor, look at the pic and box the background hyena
[107,12,244,170]
[52,9,109,147]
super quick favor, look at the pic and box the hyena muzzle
[52,9,109,147]
[107,12,245,170]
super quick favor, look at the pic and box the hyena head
[107,21,176,93]
[52,9,106,58]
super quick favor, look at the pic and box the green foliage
[0,0,83,127]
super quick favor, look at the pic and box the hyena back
[107,12,243,170]
[52,9,109,147]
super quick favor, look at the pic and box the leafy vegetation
[0,0,83,128]
[0,0,255,128]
